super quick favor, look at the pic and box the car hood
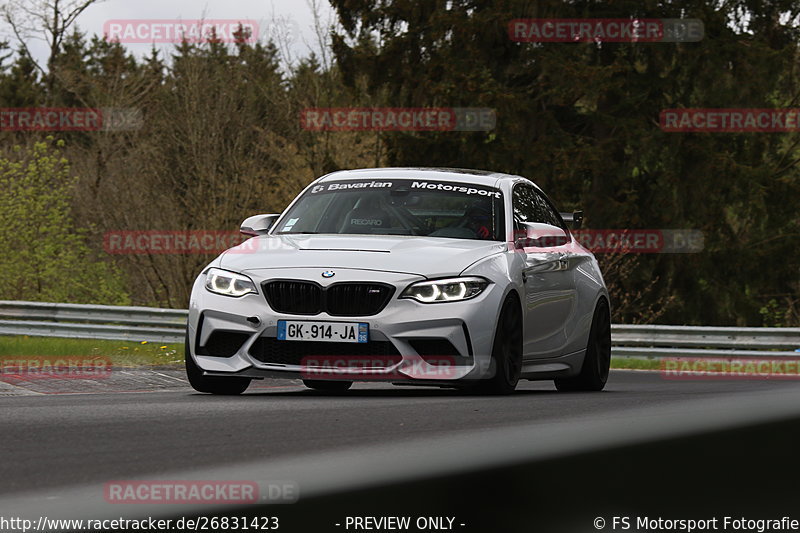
[218,235,506,278]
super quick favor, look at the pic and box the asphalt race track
[3,369,800,532]
[0,369,797,493]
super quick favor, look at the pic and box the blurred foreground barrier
[0,301,798,355]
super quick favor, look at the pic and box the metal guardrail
[611,324,800,358]
[0,301,799,356]
[0,301,187,344]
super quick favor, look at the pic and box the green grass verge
[610,357,662,370]
[0,336,184,367]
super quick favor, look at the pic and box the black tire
[185,332,251,395]
[477,295,523,395]
[555,299,611,392]
[303,380,353,392]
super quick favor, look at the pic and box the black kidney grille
[264,280,321,314]
[263,281,394,316]
[326,283,394,316]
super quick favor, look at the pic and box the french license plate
[277,321,368,343]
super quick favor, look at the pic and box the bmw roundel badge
[322,270,335,278]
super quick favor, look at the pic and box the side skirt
[520,349,585,380]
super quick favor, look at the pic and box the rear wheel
[477,295,523,395]
[303,380,353,392]
[555,299,611,392]
[185,332,251,395]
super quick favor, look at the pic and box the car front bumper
[187,267,505,383]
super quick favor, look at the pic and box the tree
[0,137,129,303]
[2,0,104,98]
[0,41,43,105]
[329,0,800,325]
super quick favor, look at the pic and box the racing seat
[339,197,391,233]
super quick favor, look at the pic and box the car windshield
[275,178,505,241]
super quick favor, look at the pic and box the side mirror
[560,210,583,229]
[240,214,280,236]
[518,234,569,248]
[514,224,569,249]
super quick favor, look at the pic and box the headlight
[400,277,489,303]
[204,268,257,297]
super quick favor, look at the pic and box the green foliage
[0,43,43,106]
[329,0,800,325]
[0,2,796,324]
[759,299,785,327]
[0,137,129,304]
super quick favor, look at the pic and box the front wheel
[476,295,523,395]
[555,299,611,392]
[185,332,251,395]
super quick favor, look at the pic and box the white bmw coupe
[186,168,610,395]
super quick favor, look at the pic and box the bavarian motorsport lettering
[310,180,502,198]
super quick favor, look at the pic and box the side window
[533,190,564,229]
[513,185,563,228]
[513,185,536,226]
